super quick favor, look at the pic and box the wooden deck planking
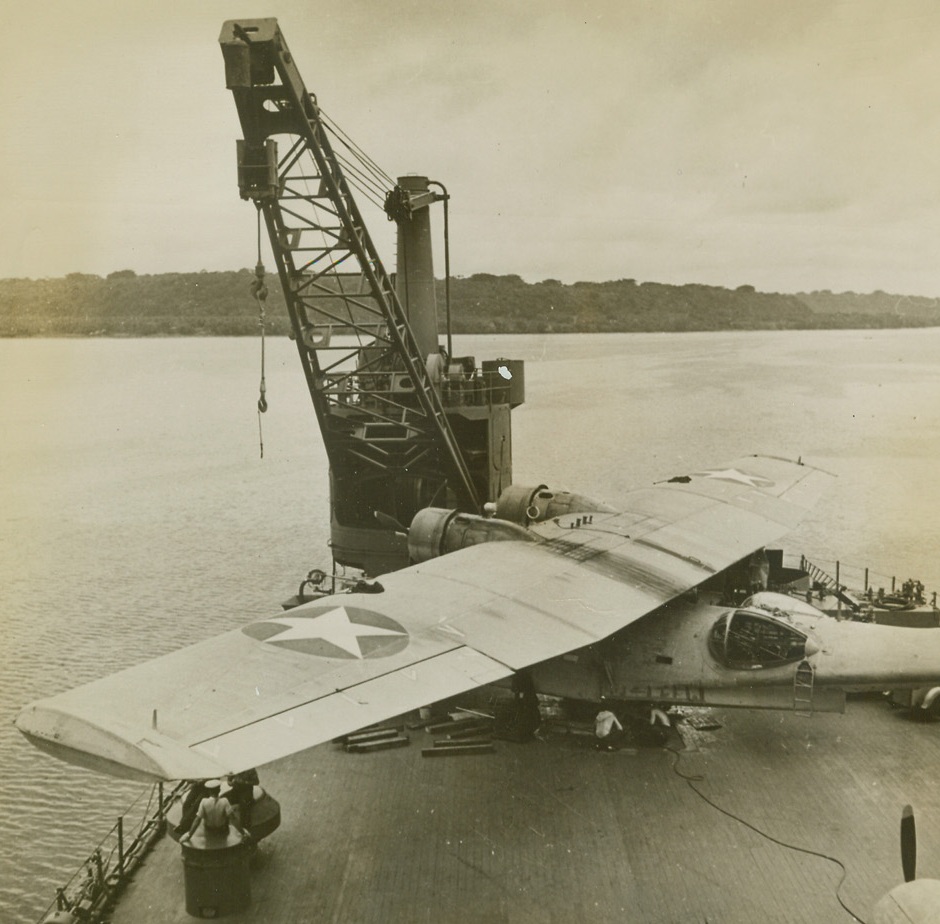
[108,697,940,923]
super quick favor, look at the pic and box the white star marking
[265,606,407,658]
[697,468,773,488]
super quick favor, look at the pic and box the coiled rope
[250,207,269,458]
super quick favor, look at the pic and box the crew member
[748,550,770,595]
[650,706,670,729]
[176,779,210,838]
[644,706,672,746]
[179,779,249,846]
[225,768,260,830]
[511,670,542,740]
[594,709,624,750]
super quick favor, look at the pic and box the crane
[219,19,524,579]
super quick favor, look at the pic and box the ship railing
[441,367,516,410]
[36,780,186,924]
[778,552,937,608]
[321,367,516,411]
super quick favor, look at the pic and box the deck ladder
[801,557,862,612]
[793,660,815,716]
[802,557,840,591]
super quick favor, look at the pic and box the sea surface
[2,329,940,921]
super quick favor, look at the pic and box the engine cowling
[408,508,535,563]
[494,484,616,525]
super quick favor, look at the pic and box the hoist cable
[331,145,391,197]
[333,152,388,209]
[320,110,394,188]
[251,207,269,458]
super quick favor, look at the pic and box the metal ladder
[801,557,861,611]
[793,660,815,716]
[802,557,839,592]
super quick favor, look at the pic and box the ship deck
[108,695,940,924]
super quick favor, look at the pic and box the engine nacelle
[408,508,536,563]
[494,484,617,525]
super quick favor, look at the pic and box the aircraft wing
[16,455,832,782]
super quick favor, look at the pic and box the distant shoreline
[2,270,938,337]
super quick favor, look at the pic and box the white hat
[204,779,221,790]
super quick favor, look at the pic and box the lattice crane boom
[220,19,523,577]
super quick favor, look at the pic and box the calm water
[2,330,940,920]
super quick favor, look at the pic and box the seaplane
[14,23,940,923]
[15,455,940,783]
[14,17,940,790]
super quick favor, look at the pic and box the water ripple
[3,333,940,921]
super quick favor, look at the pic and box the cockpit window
[709,609,808,669]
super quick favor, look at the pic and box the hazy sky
[4,1,940,295]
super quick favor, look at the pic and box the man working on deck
[179,779,250,845]
[594,709,624,750]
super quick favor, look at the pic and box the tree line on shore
[1,269,938,337]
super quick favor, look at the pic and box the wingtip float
[15,702,231,783]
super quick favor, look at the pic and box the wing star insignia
[695,468,775,488]
[242,605,409,659]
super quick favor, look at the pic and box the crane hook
[251,252,269,456]
[253,259,269,416]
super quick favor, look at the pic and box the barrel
[181,831,251,918]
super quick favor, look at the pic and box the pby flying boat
[15,19,940,784]
[15,455,940,782]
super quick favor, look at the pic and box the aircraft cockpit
[708,606,817,670]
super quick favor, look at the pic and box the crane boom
[220,19,523,577]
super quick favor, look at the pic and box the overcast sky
[4,1,940,296]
